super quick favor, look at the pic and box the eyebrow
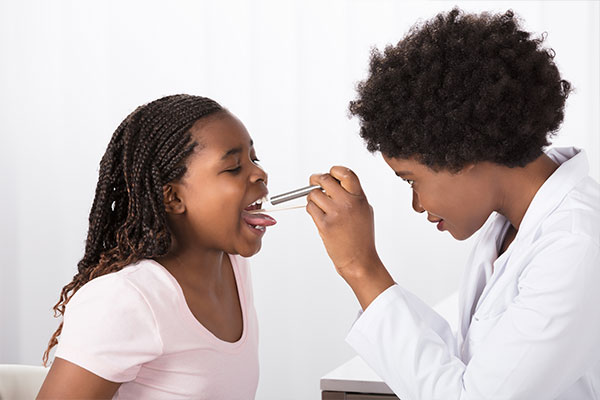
[221,140,254,160]
[394,171,413,177]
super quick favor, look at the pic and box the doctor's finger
[306,187,334,215]
[306,200,326,227]
[329,166,364,196]
[309,173,348,200]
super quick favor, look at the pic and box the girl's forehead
[187,114,255,161]
[190,113,252,147]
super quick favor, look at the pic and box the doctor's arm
[346,235,600,400]
[306,167,395,310]
[306,167,600,399]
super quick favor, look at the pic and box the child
[306,8,600,399]
[37,94,276,399]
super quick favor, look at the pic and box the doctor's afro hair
[349,8,571,171]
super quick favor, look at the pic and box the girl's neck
[156,247,229,291]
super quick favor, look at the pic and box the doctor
[307,8,600,400]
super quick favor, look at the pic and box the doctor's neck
[492,153,559,230]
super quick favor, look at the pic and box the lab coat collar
[515,147,589,242]
[458,147,589,349]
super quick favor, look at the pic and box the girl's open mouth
[242,197,277,232]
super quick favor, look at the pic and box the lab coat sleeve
[346,234,600,400]
[346,284,466,399]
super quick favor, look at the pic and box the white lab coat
[346,147,600,400]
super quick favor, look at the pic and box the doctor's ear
[163,184,185,214]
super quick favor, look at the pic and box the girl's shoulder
[67,255,254,313]
[68,259,176,311]
[57,261,165,381]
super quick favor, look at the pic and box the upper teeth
[249,196,268,208]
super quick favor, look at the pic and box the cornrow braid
[43,94,223,365]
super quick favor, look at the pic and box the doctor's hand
[306,166,394,310]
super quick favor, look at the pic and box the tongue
[242,212,277,227]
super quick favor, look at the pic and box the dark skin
[306,153,559,310]
[38,111,270,398]
[155,112,269,342]
[37,363,121,399]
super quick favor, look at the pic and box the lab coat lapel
[457,214,500,352]
[458,147,587,357]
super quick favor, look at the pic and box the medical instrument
[248,185,322,213]
[270,185,322,205]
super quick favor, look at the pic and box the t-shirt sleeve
[54,273,163,382]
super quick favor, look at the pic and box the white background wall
[1,1,598,399]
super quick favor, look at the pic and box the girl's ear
[163,184,185,214]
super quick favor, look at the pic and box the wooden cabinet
[320,357,399,400]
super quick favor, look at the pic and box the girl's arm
[37,357,121,399]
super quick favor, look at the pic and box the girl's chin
[235,240,263,258]
[237,247,261,258]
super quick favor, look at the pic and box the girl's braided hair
[43,94,223,365]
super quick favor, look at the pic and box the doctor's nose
[412,191,425,213]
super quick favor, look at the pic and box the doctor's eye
[402,178,414,187]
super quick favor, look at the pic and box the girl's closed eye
[226,157,260,174]
[225,158,260,174]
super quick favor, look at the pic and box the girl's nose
[412,190,425,213]
[251,163,268,185]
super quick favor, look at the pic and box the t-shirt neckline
[145,255,248,350]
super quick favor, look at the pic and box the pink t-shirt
[55,255,259,399]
